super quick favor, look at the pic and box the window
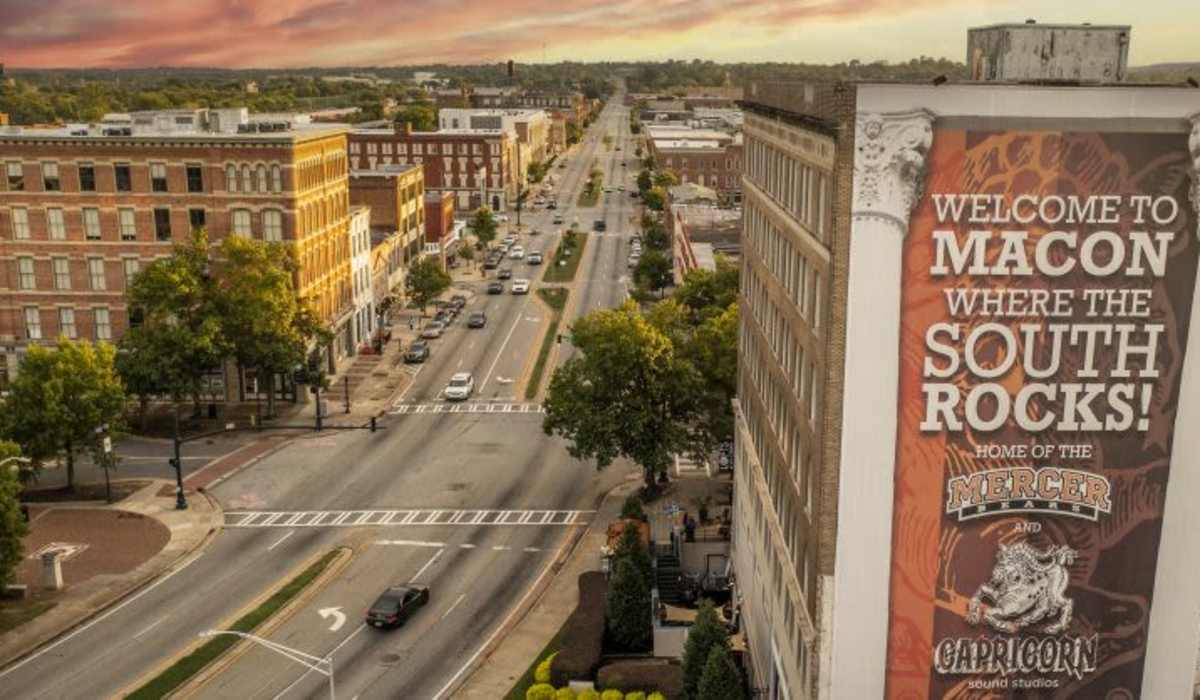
[122,258,140,287]
[186,164,203,192]
[53,257,70,289]
[58,308,76,339]
[263,210,283,241]
[114,164,132,192]
[42,162,60,191]
[256,165,268,193]
[24,308,41,340]
[242,165,252,192]
[226,164,238,192]
[47,208,65,239]
[5,162,22,191]
[154,208,171,241]
[94,308,111,340]
[17,257,35,290]
[11,207,29,239]
[232,209,252,236]
[189,208,206,230]
[78,163,96,191]
[150,162,168,192]
[117,208,135,241]
[88,258,106,290]
[271,164,282,193]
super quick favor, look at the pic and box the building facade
[349,125,519,213]
[0,115,352,391]
[651,136,743,203]
[437,109,551,163]
[348,206,373,353]
[423,190,456,268]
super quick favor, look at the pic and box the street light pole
[171,406,188,510]
[200,630,335,700]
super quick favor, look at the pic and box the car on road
[433,311,452,326]
[528,228,541,236]
[618,185,626,192]
[483,256,500,270]
[420,321,446,339]
[502,234,517,246]
[444,372,475,401]
[366,585,429,629]
[487,281,504,294]
[467,311,487,328]
[603,187,613,194]
[547,200,557,209]
[593,220,607,232]
[558,162,567,169]
[509,246,525,260]
[552,214,564,225]
[450,294,468,310]
[527,252,543,265]
[511,279,530,294]
[497,267,513,280]
[403,341,430,363]
[628,255,641,269]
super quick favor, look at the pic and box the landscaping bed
[0,599,56,636]
[542,232,588,284]
[525,288,569,401]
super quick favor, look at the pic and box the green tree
[682,600,731,700]
[406,257,452,315]
[457,243,476,271]
[566,122,583,144]
[606,557,652,652]
[468,207,499,250]
[640,214,669,250]
[392,103,438,131]
[636,170,653,195]
[614,520,652,582]
[543,301,699,491]
[653,170,679,189]
[0,340,125,490]
[0,441,26,588]
[642,187,666,211]
[116,326,192,430]
[696,644,744,700]
[686,303,739,449]
[620,493,647,522]
[635,249,674,297]
[673,259,740,323]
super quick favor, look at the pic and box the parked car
[552,214,565,225]
[403,341,430,363]
[618,185,626,192]
[509,246,525,260]
[593,220,607,232]
[444,372,475,401]
[502,234,517,245]
[487,281,504,294]
[511,279,530,294]
[483,257,500,270]
[467,311,487,328]
[366,585,429,629]
[420,321,446,339]
[497,267,513,280]
[627,255,641,269]
[546,200,557,209]
[527,252,543,265]
[529,228,541,236]
[450,294,468,310]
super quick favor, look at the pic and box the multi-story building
[348,124,519,213]
[347,165,425,309]
[0,114,8,127]
[423,190,457,268]
[732,62,1200,700]
[0,110,353,393]
[650,134,743,204]
[437,109,551,163]
[348,206,373,352]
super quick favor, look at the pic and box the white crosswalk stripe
[224,508,594,529]
[390,401,545,415]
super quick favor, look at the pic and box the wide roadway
[0,95,638,700]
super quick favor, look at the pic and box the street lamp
[170,408,188,511]
[95,423,114,503]
[199,630,335,699]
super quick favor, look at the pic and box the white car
[444,372,475,401]
[628,255,641,269]
[509,246,525,259]
[511,279,531,294]
[502,235,517,246]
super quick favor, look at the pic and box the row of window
[744,136,830,241]
[225,163,283,194]
[23,306,112,341]
[13,255,134,291]
[295,152,347,192]
[662,156,739,171]
[352,140,500,157]
[298,192,349,239]
[4,160,206,194]
[744,206,822,330]
[6,206,282,242]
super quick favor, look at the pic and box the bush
[597,661,684,698]
[606,558,651,652]
[682,601,730,699]
[624,693,646,700]
[697,645,744,700]
[578,691,601,700]
[550,572,609,686]
[620,494,646,521]
[555,688,577,700]
[527,683,556,700]
[647,694,666,700]
[535,653,558,684]
[601,691,625,700]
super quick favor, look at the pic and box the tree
[685,303,739,449]
[392,103,437,131]
[457,243,476,271]
[697,644,744,700]
[636,169,653,195]
[0,340,125,490]
[614,520,652,582]
[673,259,740,323]
[653,170,679,189]
[406,257,452,315]
[634,145,644,158]
[642,187,666,211]
[0,441,26,588]
[116,326,192,430]
[468,207,499,250]
[635,249,674,297]
[606,557,652,652]
[682,600,731,700]
[640,214,669,250]
[543,301,700,491]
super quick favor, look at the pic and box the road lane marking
[479,298,530,392]
[411,548,444,582]
[440,594,467,621]
[270,623,367,700]
[267,530,294,551]
[224,509,595,530]
[133,616,168,639]
[374,539,445,548]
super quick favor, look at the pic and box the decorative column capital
[1189,112,1200,242]
[852,110,935,235]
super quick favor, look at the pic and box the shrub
[555,688,577,700]
[606,558,652,652]
[697,645,744,700]
[601,691,625,700]
[578,691,601,700]
[620,494,647,521]
[624,693,646,700]
[614,521,652,582]
[597,661,684,698]
[527,683,556,700]
[535,653,558,684]
[550,572,609,686]
[647,694,666,700]
[681,600,730,699]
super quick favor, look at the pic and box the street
[0,91,641,700]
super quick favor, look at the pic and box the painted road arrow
[317,607,346,632]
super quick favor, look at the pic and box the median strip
[124,549,341,700]
[525,288,569,400]
[542,232,588,284]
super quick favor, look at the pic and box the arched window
[257,164,268,193]
[271,165,282,192]
[226,164,237,192]
[242,165,252,192]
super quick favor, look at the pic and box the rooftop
[653,139,724,150]
[350,164,422,178]
[1,107,347,142]
[351,127,508,137]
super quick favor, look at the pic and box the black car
[467,311,487,328]
[497,267,513,280]
[593,220,607,232]
[404,341,430,363]
[450,294,468,310]
[366,585,430,629]
[487,281,504,294]
[482,257,500,270]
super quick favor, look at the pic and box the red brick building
[651,135,744,204]
[423,190,456,267]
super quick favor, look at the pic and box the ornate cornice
[1189,112,1200,242]
[852,110,935,235]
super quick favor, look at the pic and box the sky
[0,0,1193,69]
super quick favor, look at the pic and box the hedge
[536,653,557,684]
[596,660,684,698]
[550,572,609,686]
[600,691,624,700]
[528,684,556,700]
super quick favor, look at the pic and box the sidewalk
[456,476,642,699]
[0,479,223,668]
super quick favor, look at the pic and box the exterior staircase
[655,553,684,605]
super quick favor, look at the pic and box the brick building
[349,124,519,213]
[650,134,743,204]
[437,109,552,162]
[423,190,456,268]
[347,164,425,322]
[0,113,353,393]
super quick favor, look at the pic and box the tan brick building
[0,114,353,392]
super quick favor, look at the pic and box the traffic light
[168,457,180,470]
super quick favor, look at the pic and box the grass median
[526,288,569,401]
[503,616,570,700]
[125,549,341,700]
[542,232,588,284]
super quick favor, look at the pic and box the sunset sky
[0,0,1191,69]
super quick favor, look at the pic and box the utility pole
[343,376,350,414]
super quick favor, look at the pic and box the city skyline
[1,0,1192,69]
